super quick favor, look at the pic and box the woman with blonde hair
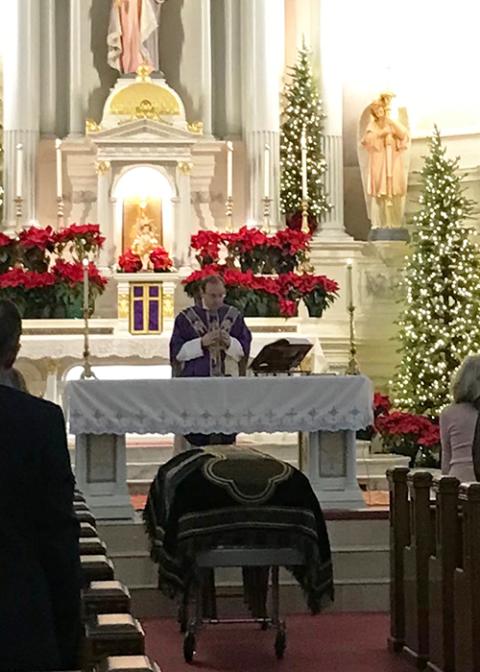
[440,355,480,481]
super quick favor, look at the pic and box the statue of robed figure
[107,0,166,74]
[358,93,411,238]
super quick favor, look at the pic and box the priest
[169,274,252,447]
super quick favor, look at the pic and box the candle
[55,139,63,199]
[83,258,89,314]
[263,144,270,199]
[300,127,308,201]
[226,141,233,198]
[16,143,23,199]
[346,258,353,309]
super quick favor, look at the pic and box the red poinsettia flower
[150,247,173,271]
[270,229,311,255]
[373,392,391,417]
[56,223,105,245]
[0,268,55,289]
[52,259,106,288]
[18,226,55,250]
[118,250,143,273]
[278,298,298,317]
[0,232,13,248]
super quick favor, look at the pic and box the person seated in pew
[0,300,82,672]
[440,354,480,482]
[169,274,252,448]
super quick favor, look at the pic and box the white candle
[83,258,89,314]
[346,259,353,309]
[263,144,270,199]
[300,127,308,201]
[16,143,23,199]
[55,139,63,199]
[226,141,233,198]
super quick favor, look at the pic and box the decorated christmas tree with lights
[391,127,480,416]
[280,45,331,228]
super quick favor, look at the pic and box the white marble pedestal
[300,430,365,509]
[75,434,134,520]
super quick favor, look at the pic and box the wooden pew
[82,581,131,620]
[83,614,145,670]
[403,471,434,669]
[427,476,460,672]
[387,466,411,652]
[454,482,480,672]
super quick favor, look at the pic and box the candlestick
[301,198,310,235]
[225,196,233,232]
[83,257,89,315]
[262,196,272,233]
[345,259,360,375]
[16,143,23,199]
[263,144,270,199]
[55,139,63,199]
[226,141,233,198]
[14,196,23,231]
[346,259,353,309]
[300,126,308,201]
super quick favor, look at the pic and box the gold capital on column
[95,160,111,176]
[177,161,193,175]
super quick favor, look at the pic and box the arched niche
[112,165,176,259]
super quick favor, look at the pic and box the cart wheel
[274,630,286,659]
[183,632,196,663]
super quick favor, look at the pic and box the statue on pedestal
[358,93,410,238]
[131,212,159,271]
[107,0,167,74]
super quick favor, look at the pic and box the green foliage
[391,126,480,416]
[280,46,331,224]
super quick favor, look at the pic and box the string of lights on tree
[391,126,480,417]
[280,45,331,226]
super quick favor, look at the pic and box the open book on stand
[249,338,313,376]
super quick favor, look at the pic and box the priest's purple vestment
[169,304,252,446]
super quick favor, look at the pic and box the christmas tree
[280,46,331,227]
[391,126,480,416]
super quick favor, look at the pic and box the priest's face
[201,281,226,312]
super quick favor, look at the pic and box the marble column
[40,0,57,136]
[240,0,284,227]
[222,0,242,137]
[96,161,113,270]
[174,164,193,269]
[2,0,41,228]
[313,0,351,240]
[69,0,86,136]
[199,0,213,137]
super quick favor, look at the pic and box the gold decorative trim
[187,121,204,135]
[109,82,180,118]
[86,118,102,134]
[162,292,174,319]
[118,291,129,319]
[129,283,163,335]
[95,160,111,176]
[177,161,193,175]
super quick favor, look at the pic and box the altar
[66,375,373,519]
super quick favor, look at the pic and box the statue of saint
[131,213,160,271]
[107,0,166,74]
[358,93,410,230]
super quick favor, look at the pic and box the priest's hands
[201,331,219,348]
[201,329,231,350]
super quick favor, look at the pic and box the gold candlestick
[345,303,361,375]
[225,196,233,232]
[301,198,310,234]
[14,196,23,231]
[262,196,272,233]
[81,307,97,380]
[56,196,65,230]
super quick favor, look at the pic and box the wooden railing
[388,468,480,672]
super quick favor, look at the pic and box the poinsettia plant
[182,264,339,318]
[118,250,143,273]
[0,224,107,318]
[371,394,441,467]
[150,246,173,272]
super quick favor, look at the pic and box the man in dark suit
[0,300,82,671]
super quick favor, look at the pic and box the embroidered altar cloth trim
[66,375,373,435]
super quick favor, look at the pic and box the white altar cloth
[66,375,373,436]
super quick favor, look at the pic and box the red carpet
[143,613,410,672]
